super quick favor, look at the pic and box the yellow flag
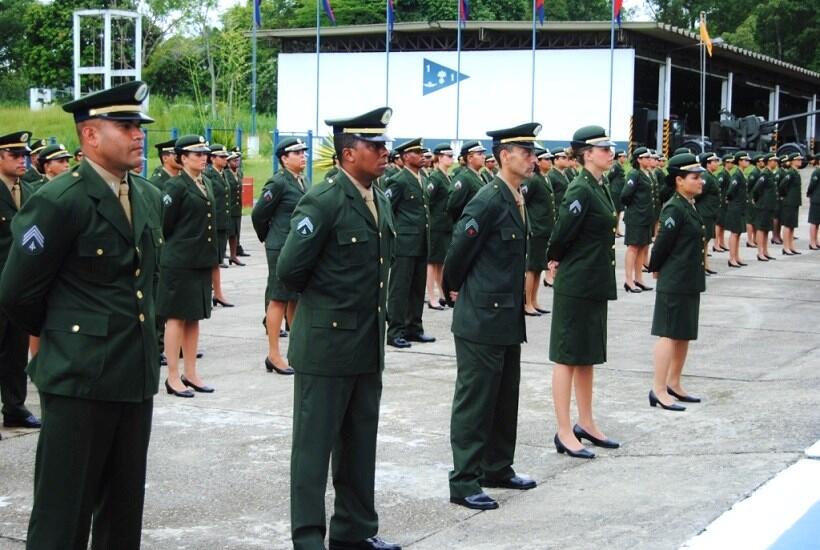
[700,14,713,57]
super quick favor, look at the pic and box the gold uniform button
[611,260,616,266]
[208,225,212,230]
[136,290,144,299]
[139,313,145,322]
[332,321,338,328]
[208,238,212,242]
[378,306,381,312]
[380,257,384,264]
[512,233,516,239]
[135,268,141,277]
[380,282,384,288]
[96,248,103,256]
[71,325,80,333]
[493,302,499,308]
[207,213,212,218]
[351,237,357,243]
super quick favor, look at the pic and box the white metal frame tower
[73,9,142,98]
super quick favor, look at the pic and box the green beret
[487,122,542,150]
[673,147,692,155]
[28,138,48,156]
[537,148,553,160]
[209,144,229,157]
[0,131,32,153]
[722,154,735,163]
[62,80,154,124]
[735,152,751,162]
[275,137,308,157]
[615,149,626,157]
[325,107,392,143]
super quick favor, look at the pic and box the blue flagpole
[385,1,390,105]
[315,0,321,137]
[531,0,537,121]
[608,0,615,135]
[456,10,462,142]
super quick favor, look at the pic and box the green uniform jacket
[548,169,618,301]
[779,168,802,208]
[726,169,747,210]
[276,172,396,376]
[747,167,761,207]
[384,167,430,257]
[0,179,34,275]
[204,166,231,230]
[648,193,706,294]
[807,168,820,204]
[654,168,669,212]
[426,168,452,233]
[695,171,721,219]
[28,177,48,194]
[774,169,786,207]
[752,168,777,210]
[160,172,219,269]
[226,168,243,216]
[444,179,527,346]
[521,171,555,238]
[548,168,571,208]
[21,166,42,185]
[447,168,484,223]
[251,168,306,249]
[621,169,655,226]
[479,168,494,185]
[0,161,163,401]
[149,167,172,191]
[609,163,626,206]
[717,170,731,210]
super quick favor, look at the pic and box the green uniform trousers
[27,393,153,550]
[0,315,31,419]
[386,255,426,340]
[449,337,520,499]
[291,372,382,550]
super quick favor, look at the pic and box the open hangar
[261,20,819,156]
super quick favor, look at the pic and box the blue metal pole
[236,127,242,151]
[171,127,179,139]
[251,16,258,136]
[206,126,213,145]
[307,129,314,186]
[272,129,279,173]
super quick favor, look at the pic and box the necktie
[195,178,207,196]
[297,177,305,192]
[119,180,132,226]
[364,194,378,223]
[11,183,21,209]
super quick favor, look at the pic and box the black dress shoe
[212,297,235,307]
[197,351,204,359]
[667,386,702,403]
[178,350,205,359]
[542,279,553,287]
[3,414,42,429]
[704,268,718,275]
[809,245,820,251]
[765,254,776,260]
[229,257,246,266]
[738,261,748,266]
[219,263,229,268]
[449,492,499,510]
[329,536,401,550]
[387,337,411,349]
[790,250,802,255]
[757,255,769,262]
[237,251,251,257]
[480,474,537,490]
[648,390,685,411]
[623,283,642,293]
[438,298,448,307]
[782,250,795,256]
[573,424,620,449]
[728,261,742,268]
[426,300,444,311]
[279,329,288,338]
[634,281,653,291]
[553,434,595,459]
[524,310,542,317]
[265,357,294,375]
[165,379,194,398]
[535,307,550,314]
[711,246,725,253]
[160,352,167,366]
[771,239,783,245]
[181,375,215,393]
[746,243,757,248]
[405,333,435,343]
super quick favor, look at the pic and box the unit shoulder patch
[21,225,45,255]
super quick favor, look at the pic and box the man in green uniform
[523,147,555,313]
[149,139,179,191]
[451,154,467,179]
[485,155,498,176]
[21,138,48,185]
[446,141,486,223]
[31,143,72,192]
[0,81,162,548]
[808,156,820,249]
[204,144,235,269]
[445,123,539,511]
[225,148,244,262]
[277,107,400,550]
[72,147,84,167]
[384,138,435,348]
[0,132,41,432]
[479,155,496,184]
[610,150,627,237]
[425,143,455,310]
[228,147,251,257]
[548,148,572,208]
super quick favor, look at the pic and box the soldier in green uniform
[808,158,820,250]
[384,138,434,348]
[565,150,578,181]
[446,141,486,223]
[621,147,654,292]
[745,154,765,247]
[725,152,750,267]
[778,152,803,255]
[479,155,495,184]
[485,154,498,176]
[451,153,466,179]
[149,139,179,191]
[425,143,454,310]
[21,138,47,185]
[548,148,572,208]
[0,81,161,547]
[609,150,627,237]
[0,131,41,432]
[771,154,788,245]
[251,137,308,375]
[277,107,400,550]
[648,153,707,411]
[72,147,84,167]
[752,153,779,261]
[225,149,244,263]
[228,147,251,257]
[31,143,72,192]
[695,152,720,274]
[445,123,539,511]
[547,125,620,459]
[647,151,662,238]
[421,148,433,181]
[383,150,402,179]
[203,144,235,307]
[655,154,673,206]
[522,147,555,315]
[713,154,733,252]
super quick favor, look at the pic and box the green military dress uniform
[807,166,820,225]
[715,159,733,227]
[21,138,47,186]
[752,159,778,231]
[0,81,163,550]
[548,165,571,210]
[29,144,72,193]
[226,162,243,238]
[648,154,707,340]
[548,127,618,366]
[0,132,38,426]
[385,141,431,342]
[276,107,396,550]
[725,154,748,234]
[426,146,454,264]
[779,154,802,229]
[695,154,720,239]
[655,167,673,206]
[609,155,626,213]
[446,141,486,223]
[522,161,556,272]
[149,139,177,191]
[746,158,762,226]
[621,150,655,246]
[203,145,231,263]
[251,139,307,303]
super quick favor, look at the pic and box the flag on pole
[458,0,469,27]
[535,0,545,25]
[253,0,262,28]
[613,0,623,28]
[700,13,713,57]
[322,0,336,25]
[387,0,395,35]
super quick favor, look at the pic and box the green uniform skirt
[745,202,755,225]
[809,203,820,225]
[651,291,700,341]
[754,208,774,231]
[625,223,652,246]
[217,230,228,263]
[266,249,298,303]
[780,206,799,229]
[725,207,746,234]
[157,267,213,321]
[229,216,241,238]
[549,293,608,365]
[702,217,716,241]
[716,207,727,227]
[428,230,452,264]
[526,235,549,272]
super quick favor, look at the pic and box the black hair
[333,134,357,162]
[572,145,591,166]
[491,144,514,169]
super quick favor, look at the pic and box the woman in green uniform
[609,150,626,237]
[752,154,779,261]
[31,144,71,191]
[808,160,820,250]
[725,152,750,267]
[745,155,764,247]
[620,147,654,292]
[695,152,721,273]
[779,152,803,255]
[647,153,707,411]
[425,143,454,309]
[251,137,308,375]
[547,125,620,459]
[523,147,555,315]
[713,155,734,253]
[158,135,220,397]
